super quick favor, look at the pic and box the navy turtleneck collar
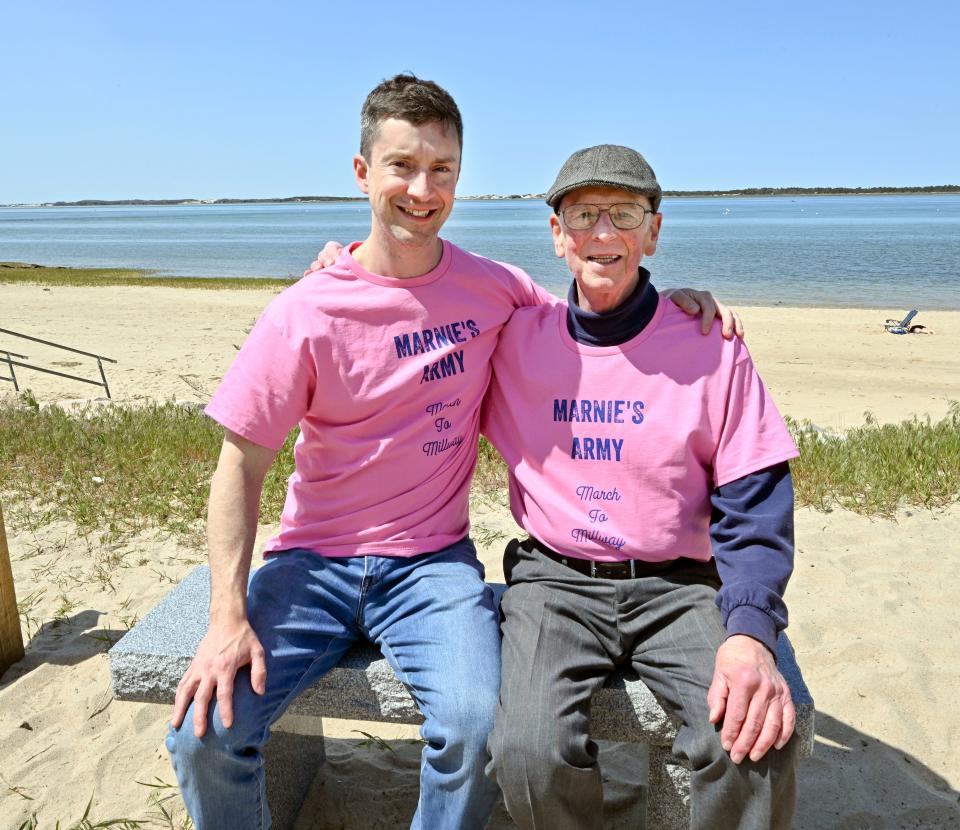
[566,267,660,347]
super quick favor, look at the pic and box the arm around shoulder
[661,287,744,339]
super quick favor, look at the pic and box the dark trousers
[487,539,797,830]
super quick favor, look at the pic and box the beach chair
[884,309,924,334]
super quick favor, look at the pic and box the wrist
[209,600,248,627]
[725,605,778,656]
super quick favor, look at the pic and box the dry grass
[0,263,291,290]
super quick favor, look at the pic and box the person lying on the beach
[165,73,738,830]
[479,144,800,829]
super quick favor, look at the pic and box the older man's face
[550,186,662,314]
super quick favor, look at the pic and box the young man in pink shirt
[483,145,799,828]
[165,75,734,830]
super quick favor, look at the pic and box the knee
[166,710,223,770]
[445,692,498,753]
[166,718,206,773]
[490,716,589,786]
[165,704,258,769]
[682,722,798,781]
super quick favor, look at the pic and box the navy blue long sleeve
[710,463,793,654]
[567,276,795,654]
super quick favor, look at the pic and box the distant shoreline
[3,265,960,310]
[4,185,959,208]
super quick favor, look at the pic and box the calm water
[2,195,959,308]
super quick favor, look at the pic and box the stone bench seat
[109,565,814,829]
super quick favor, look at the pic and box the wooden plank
[0,503,25,675]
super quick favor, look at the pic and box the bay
[1,194,958,308]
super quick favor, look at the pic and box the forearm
[710,462,795,653]
[205,435,275,624]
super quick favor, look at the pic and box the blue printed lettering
[419,349,466,384]
[394,320,481,361]
[569,527,626,551]
[553,399,639,425]
[394,334,413,359]
[576,485,622,502]
[426,398,462,416]
[570,437,624,462]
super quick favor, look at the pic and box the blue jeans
[166,538,501,829]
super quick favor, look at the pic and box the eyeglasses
[560,202,654,230]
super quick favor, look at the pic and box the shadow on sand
[0,609,125,691]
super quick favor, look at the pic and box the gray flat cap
[546,144,662,213]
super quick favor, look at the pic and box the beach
[2,282,959,828]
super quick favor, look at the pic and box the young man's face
[354,117,460,252]
[550,185,662,313]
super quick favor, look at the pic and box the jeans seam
[255,752,266,830]
[377,636,420,706]
[253,632,355,753]
[355,556,372,626]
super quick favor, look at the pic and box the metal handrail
[0,328,117,399]
[0,349,28,392]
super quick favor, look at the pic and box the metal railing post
[96,358,111,399]
[1,351,21,392]
[0,329,116,399]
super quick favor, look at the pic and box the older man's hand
[663,288,744,339]
[707,634,795,764]
[304,240,344,276]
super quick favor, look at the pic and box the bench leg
[647,745,690,830]
[264,713,326,830]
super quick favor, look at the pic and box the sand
[1,283,959,828]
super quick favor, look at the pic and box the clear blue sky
[3,0,958,202]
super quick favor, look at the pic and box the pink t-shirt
[206,239,552,558]
[482,300,798,563]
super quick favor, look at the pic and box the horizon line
[4,184,960,208]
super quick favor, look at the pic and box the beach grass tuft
[0,397,294,545]
[14,794,144,828]
[0,263,293,290]
[10,780,193,829]
[474,437,509,496]
[787,402,960,516]
[1,397,958,545]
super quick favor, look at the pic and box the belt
[525,538,660,580]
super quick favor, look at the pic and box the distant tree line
[662,185,960,197]
[30,185,960,207]
[42,196,367,207]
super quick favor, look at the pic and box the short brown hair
[359,73,463,159]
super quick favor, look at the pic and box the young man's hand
[304,240,345,275]
[170,617,267,738]
[706,634,795,764]
[663,288,744,339]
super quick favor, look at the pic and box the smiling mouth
[398,205,436,219]
[587,255,621,264]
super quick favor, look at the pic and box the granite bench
[109,565,814,829]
